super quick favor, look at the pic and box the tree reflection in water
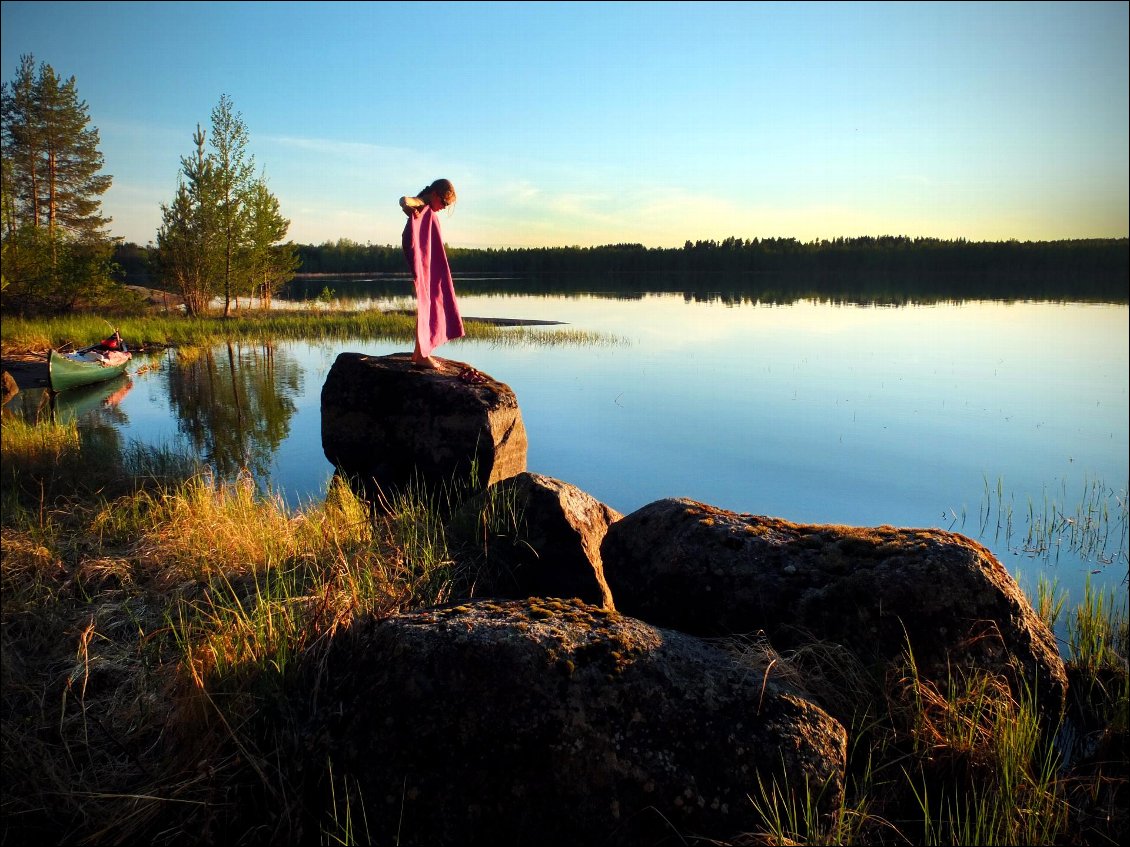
[165,341,301,484]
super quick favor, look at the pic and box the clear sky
[2,0,1127,249]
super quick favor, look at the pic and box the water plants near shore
[0,307,618,360]
[1,411,1126,845]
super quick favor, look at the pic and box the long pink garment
[405,207,465,357]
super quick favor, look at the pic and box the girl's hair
[420,179,456,205]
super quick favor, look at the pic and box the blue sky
[3,0,1127,248]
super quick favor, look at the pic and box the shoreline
[1,354,48,391]
[392,310,565,327]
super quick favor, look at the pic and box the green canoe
[48,349,132,392]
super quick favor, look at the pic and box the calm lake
[15,284,1129,619]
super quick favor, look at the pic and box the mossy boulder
[315,598,846,846]
[601,498,1068,720]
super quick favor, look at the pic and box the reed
[1032,571,1069,632]
[0,309,619,356]
[969,474,1128,569]
[1067,576,1127,674]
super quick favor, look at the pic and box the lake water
[14,291,1128,617]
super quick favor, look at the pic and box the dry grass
[2,412,1127,845]
[0,413,463,843]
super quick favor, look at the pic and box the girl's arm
[399,195,425,216]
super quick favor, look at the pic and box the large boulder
[470,472,620,608]
[321,353,527,500]
[316,598,846,847]
[601,498,1068,719]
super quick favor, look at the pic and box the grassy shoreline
[2,408,1126,845]
[0,308,619,362]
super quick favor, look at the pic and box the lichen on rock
[315,597,847,846]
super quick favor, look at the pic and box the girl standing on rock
[400,179,465,369]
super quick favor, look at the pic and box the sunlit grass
[1068,575,1129,678]
[1033,570,1069,632]
[0,411,81,474]
[0,430,462,842]
[1,408,1126,845]
[0,308,620,356]
[895,659,1067,846]
[726,632,1085,846]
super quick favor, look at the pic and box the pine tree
[1,54,111,240]
[209,94,255,316]
[1,55,42,230]
[243,177,298,308]
[38,66,112,240]
[1,54,114,314]
[157,126,223,316]
[157,95,295,315]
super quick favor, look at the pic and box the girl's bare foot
[411,335,442,369]
[411,354,439,369]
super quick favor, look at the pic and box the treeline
[115,235,1128,304]
[296,236,1129,303]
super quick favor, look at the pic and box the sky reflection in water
[31,294,1130,612]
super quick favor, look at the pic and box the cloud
[264,135,417,163]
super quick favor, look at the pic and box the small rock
[467,472,620,608]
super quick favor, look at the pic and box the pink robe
[403,207,465,357]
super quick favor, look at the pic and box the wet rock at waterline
[2,370,18,405]
[317,598,847,847]
[469,472,620,608]
[601,497,1068,720]
[321,352,527,501]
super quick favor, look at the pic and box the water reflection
[165,342,301,482]
[6,294,1123,617]
[282,269,1129,307]
[6,374,133,426]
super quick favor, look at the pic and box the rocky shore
[314,352,1069,846]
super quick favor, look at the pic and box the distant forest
[114,236,1129,304]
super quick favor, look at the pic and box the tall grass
[1068,575,1129,676]
[1,409,1126,845]
[322,761,372,846]
[0,409,510,843]
[897,661,1068,846]
[727,631,1083,846]
[0,311,415,351]
[0,414,81,528]
[0,309,619,355]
